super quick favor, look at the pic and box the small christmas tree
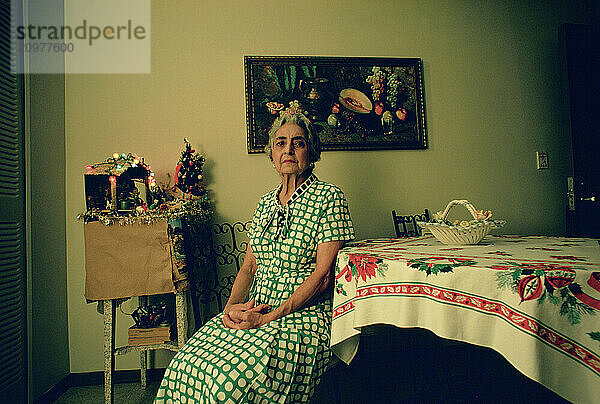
[175,139,206,196]
[174,139,212,225]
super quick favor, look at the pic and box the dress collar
[264,174,317,241]
[276,173,317,208]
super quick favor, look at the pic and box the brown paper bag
[84,221,175,300]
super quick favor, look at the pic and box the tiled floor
[54,380,161,404]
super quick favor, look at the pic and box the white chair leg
[140,350,147,388]
[103,300,115,404]
[138,295,149,388]
[175,291,188,348]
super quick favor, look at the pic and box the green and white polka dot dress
[155,176,354,403]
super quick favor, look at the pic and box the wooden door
[560,24,600,237]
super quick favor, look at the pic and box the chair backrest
[184,220,251,328]
[391,209,430,237]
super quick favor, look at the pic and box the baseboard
[68,368,166,386]
[33,368,166,403]
[33,374,70,404]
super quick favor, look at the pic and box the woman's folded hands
[222,299,271,329]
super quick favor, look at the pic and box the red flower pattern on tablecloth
[335,253,387,295]
[353,255,379,281]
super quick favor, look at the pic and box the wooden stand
[103,292,187,404]
[83,219,191,403]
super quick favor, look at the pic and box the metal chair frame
[392,209,430,237]
[184,220,251,328]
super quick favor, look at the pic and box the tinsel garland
[78,198,213,226]
[86,152,151,175]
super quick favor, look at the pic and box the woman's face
[272,122,310,177]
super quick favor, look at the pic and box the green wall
[29,74,69,400]
[29,74,69,399]
[64,0,599,372]
[27,0,70,400]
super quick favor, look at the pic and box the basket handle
[440,200,479,221]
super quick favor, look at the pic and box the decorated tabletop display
[417,200,505,245]
[78,142,212,226]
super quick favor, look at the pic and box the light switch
[536,152,549,170]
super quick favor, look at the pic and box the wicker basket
[417,200,505,245]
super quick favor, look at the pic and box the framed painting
[244,56,427,153]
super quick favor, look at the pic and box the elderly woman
[155,113,354,403]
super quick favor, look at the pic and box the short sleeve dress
[155,175,354,403]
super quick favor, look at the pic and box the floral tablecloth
[331,235,600,403]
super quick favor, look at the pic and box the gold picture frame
[244,56,427,153]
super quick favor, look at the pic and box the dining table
[330,234,600,403]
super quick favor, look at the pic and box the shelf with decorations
[78,141,212,227]
[79,141,213,403]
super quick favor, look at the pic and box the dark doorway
[561,23,600,237]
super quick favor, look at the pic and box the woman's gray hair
[264,113,321,164]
